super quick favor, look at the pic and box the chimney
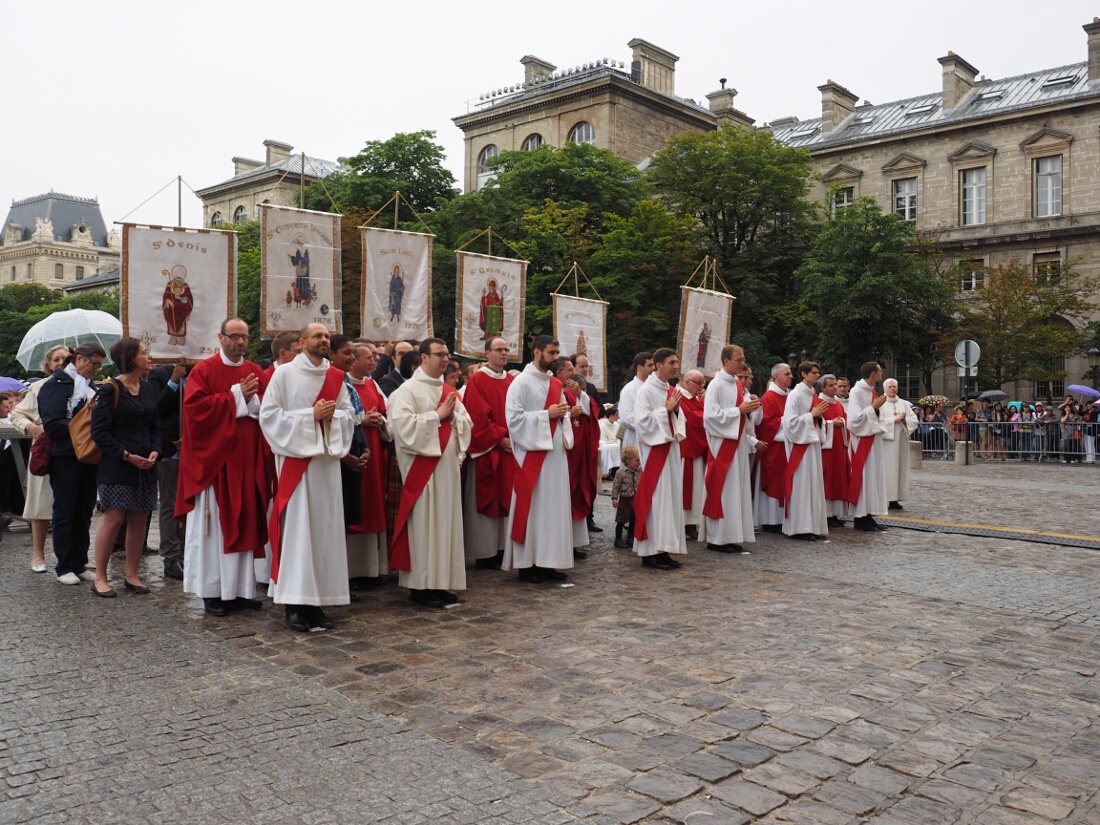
[263,139,293,166]
[818,80,858,133]
[627,38,678,96]
[1085,18,1100,81]
[938,52,979,110]
[232,156,263,176]
[707,81,754,129]
[520,55,556,84]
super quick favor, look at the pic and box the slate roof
[769,61,1098,149]
[1,192,110,246]
[197,153,343,195]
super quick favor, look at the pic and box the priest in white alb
[702,345,759,554]
[632,347,687,570]
[260,323,356,632]
[781,361,829,541]
[847,361,890,532]
[388,338,473,608]
[503,335,575,583]
[617,351,653,452]
[881,378,918,510]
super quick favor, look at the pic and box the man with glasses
[177,317,273,617]
[461,336,514,570]
[387,338,472,608]
[678,369,708,543]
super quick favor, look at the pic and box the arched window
[568,121,595,145]
[210,211,224,227]
[476,144,500,189]
[232,206,248,224]
[521,133,543,152]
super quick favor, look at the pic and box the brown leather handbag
[69,380,119,465]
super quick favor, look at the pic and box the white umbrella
[16,309,122,371]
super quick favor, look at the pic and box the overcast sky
[3,1,1096,230]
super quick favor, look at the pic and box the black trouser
[49,455,98,577]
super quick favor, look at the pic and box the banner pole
[488,227,492,257]
[394,191,400,230]
[177,176,182,228]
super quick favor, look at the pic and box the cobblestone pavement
[2,461,1098,824]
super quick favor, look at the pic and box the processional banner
[455,251,526,359]
[121,224,236,364]
[678,286,733,379]
[259,204,341,336]
[361,227,433,341]
[552,293,608,392]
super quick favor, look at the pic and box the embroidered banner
[455,251,526,359]
[677,286,733,379]
[361,227,433,341]
[121,224,236,363]
[259,205,341,336]
[552,293,608,393]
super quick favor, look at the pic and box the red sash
[390,384,459,571]
[847,389,878,505]
[633,387,678,541]
[702,382,745,519]
[267,366,345,583]
[510,377,563,543]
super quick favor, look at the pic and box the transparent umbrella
[16,309,121,371]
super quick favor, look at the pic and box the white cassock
[781,382,827,537]
[260,354,356,606]
[881,396,918,503]
[503,363,574,571]
[598,418,621,475]
[847,379,888,518]
[462,366,510,562]
[634,374,687,558]
[617,376,644,451]
[703,370,755,546]
[388,370,472,591]
[347,374,393,579]
[184,359,261,601]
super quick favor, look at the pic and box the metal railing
[915,421,1098,463]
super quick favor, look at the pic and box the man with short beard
[555,356,594,559]
[504,335,575,583]
[617,351,653,452]
[260,323,357,632]
[754,363,792,532]
[571,352,604,534]
[847,361,889,531]
[781,362,828,541]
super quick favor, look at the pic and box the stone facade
[0,193,120,289]
[195,139,343,228]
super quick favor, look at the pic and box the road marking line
[886,516,1099,543]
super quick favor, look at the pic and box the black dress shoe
[474,556,502,570]
[586,520,603,533]
[658,552,683,568]
[761,524,783,533]
[90,583,117,598]
[435,590,461,605]
[872,520,888,532]
[790,533,817,541]
[204,598,229,616]
[162,559,184,580]
[308,607,334,629]
[707,542,735,553]
[539,567,569,582]
[853,516,876,532]
[409,589,445,608]
[233,597,263,610]
[285,606,311,631]
[573,548,588,560]
[685,525,699,541]
[613,538,631,549]
[349,593,361,602]
[826,516,845,529]
[889,501,903,510]
[642,556,674,570]
[517,567,544,583]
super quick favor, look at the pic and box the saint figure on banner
[480,279,504,340]
[697,323,711,369]
[290,234,313,308]
[576,328,588,356]
[162,265,194,346]
[388,263,405,322]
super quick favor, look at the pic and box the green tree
[947,259,1096,389]
[795,197,957,385]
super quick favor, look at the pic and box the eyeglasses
[428,351,450,359]
[222,333,249,342]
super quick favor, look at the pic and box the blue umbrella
[0,377,28,392]
[1066,384,1100,400]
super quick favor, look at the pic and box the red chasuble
[348,378,388,534]
[755,388,788,504]
[175,355,272,556]
[820,398,850,503]
[679,393,707,509]
[564,388,600,522]
[462,369,515,518]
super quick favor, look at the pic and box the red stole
[755,389,788,503]
[565,388,600,521]
[679,394,706,509]
[821,399,850,502]
[702,380,745,519]
[633,387,678,541]
[348,378,388,534]
[267,366,345,583]
[464,370,515,518]
[390,384,459,571]
[510,377,563,543]
[847,389,878,505]
[174,355,272,556]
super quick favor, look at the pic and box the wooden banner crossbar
[552,261,604,302]
[360,191,435,236]
[683,255,732,295]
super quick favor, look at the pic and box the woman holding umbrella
[9,345,70,571]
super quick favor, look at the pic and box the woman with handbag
[89,338,159,598]
[38,342,106,585]
[9,345,70,572]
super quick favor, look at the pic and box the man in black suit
[148,363,187,579]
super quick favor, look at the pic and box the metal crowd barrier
[914,420,1098,463]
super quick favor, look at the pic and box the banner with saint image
[259,204,341,336]
[552,293,608,392]
[121,224,236,363]
[455,251,526,359]
[677,286,733,379]
[361,227,433,341]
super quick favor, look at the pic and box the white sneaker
[57,572,80,585]
[77,571,96,582]
[31,564,47,573]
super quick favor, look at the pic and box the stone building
[452,38,749,192]
[769,20,1100,401]
[195,139,343,228]
[0,192,120,289]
